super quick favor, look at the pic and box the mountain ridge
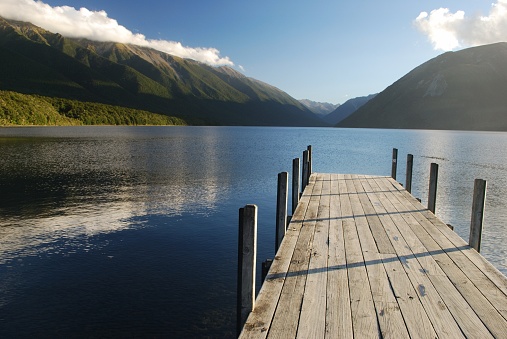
[0,17,326,126]
[337,42,507,131]
[323,94,376,125]
[299,99,339,116]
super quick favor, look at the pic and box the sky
[0,0,505,104]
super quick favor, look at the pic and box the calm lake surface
[0,126,506,338]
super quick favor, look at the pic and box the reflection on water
[0,127,239,337]
[0,126,506,337]
[0,128,226,266]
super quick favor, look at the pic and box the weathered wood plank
[240,173,507,339]
[363,176,462,338]
[239,176,316,339]
[384,180,507,334]
[296,174,329,338]
[379,254,440,339]
[375,177,498,338]
[325,174,353,338]
[387,177,507,298]
[349,175,410,339]
[340,175,380,338]
[386,178,507,314]
[357,176,439,338]
[267,174,323,338]
[352,176,395,255]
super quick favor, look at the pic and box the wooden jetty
[237,150,507,338]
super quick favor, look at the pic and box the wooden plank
[385,178,507,318]
[366,177,447,277]
[239,176,316,338]
[267,174,323,338]
[352,176,395,254]
[240,173,507,339]
[296,174,329,338]
[375,177,497,338]
[433,252,507,335]
[387,177,507,298]
[340,175,380,338]
[359,175,442,338]
[363,176,462,338]
[325,174,353,338]
[384,181,507,335]
[379,254,440,339]
[349,175,410,339]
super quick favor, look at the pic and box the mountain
[0,17,325,126]
[299,99,339,117]
[337,43,507,131]
[322,94,376,125]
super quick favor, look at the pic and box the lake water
[0,126,506,338]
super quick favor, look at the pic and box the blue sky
[0,0,503,104]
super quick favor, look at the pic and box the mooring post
[406,154,413,193]
[237,204,257,336]
[292,158,300,214]
[276,172,289,253]
[261,259,273,281]
[302,150,309,190]
[307,145,312,183]
[469,179,487,252]
[428,163,438,213]
[391,148,398,180]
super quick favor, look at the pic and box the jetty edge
[237,147,507,338]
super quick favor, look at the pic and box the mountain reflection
[0,127,226,263]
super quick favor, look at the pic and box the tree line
[0,91,187,126]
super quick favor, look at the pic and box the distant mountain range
[0,17,325,126]
[322,94,376,125]
[4,17,507,130]
[299,99,339,116]
[338,43,507,131]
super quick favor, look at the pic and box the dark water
[0,126,506,338]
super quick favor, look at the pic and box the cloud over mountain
[415,0,507,51]
[0,0,233,66]
[414,0,507,51]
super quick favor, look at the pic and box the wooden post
[302,150,309,190]
[307,145,312,182]
[276,172,289,253]
[261,259,273,281]
[237,204,257,335]
[292,158,300,214]
[391,148,398,180]
[469,179,487,252]
[406,154,413,193]
[428,163,438,213]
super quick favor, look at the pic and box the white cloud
[0,0,234,66]
[415,0,507,51]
